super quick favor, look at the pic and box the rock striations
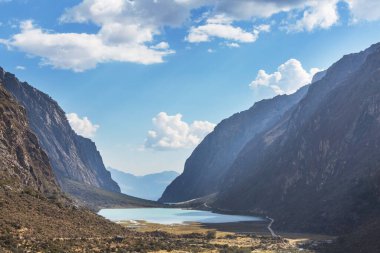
[0,68,120,195]
[0,83,59,196]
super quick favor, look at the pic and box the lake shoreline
[99,207,335,242]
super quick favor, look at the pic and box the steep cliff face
[160,84,309,203]
[0,68,120,194]
[215,43,380,235]
[0,83,59,195]
[0,83,127,251]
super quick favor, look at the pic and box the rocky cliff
[160,82,309,203]
[0,82,129,252]
[215,43,380,236]
[0,68,120,194]
[0,83,59,196]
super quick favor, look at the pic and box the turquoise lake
[98,208,263,224]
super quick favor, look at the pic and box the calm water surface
[98,208,263,224]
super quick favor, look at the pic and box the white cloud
[346,0,380,22]
[186,15,270,43]
[225,42,240,48]
[213,0,306,20]
[1,20,174,72]
[286,0,340,32]
[15,65,26,70]
[151,42,170,50]
[66,113,99,138]
[145,112,215,150]
[2,0,380,71]
[249,59,320,95]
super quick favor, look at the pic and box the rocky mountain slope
[160,85,309,203]
[109,168,178,200]
[159,43,380,252]
[0,83,59,196]
[215,43,380,235]
[0,68,120,195]
[0,82,127,251]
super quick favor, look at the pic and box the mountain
[214,43,380,236]
[0,68,120,197]
[160,82,310,203]
[0,82,127,251]
[0,67,165,210]
[108,168,178,200]
[0,83,59,197]
[159,43,380,252]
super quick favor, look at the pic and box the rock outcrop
[0,83,59,195]
[0,68,120,194]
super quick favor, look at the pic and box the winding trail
[203,202,211,209]
[266,217,277,237]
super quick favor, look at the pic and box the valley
[0,4,380,250]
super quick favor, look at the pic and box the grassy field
[116,220,333,252]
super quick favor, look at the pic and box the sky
[1,0,380,175]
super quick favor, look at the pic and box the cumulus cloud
[186,15,270,43]
[213,0,306,20]
[249,59,320,95]
[66,113,99,138]
[1,0,380,71]
[346,0,380,22]
[151,42,170,50]
[286,0,340,32]
[1,20,174,72]
[145,112,215,150]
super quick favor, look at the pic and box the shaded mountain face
[215,43,380,235]
[109,168,178,200]
[160,83,309,203]
[0,68,120,194]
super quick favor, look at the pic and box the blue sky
[1,0,380,175]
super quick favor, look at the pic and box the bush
[206,231,216,240]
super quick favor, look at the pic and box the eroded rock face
[0,83,59,195]
[0,69,120,194]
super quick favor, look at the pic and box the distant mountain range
[161,43,380,252]
[108,168,178,200]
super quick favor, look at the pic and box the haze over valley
[1,1,380,252]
